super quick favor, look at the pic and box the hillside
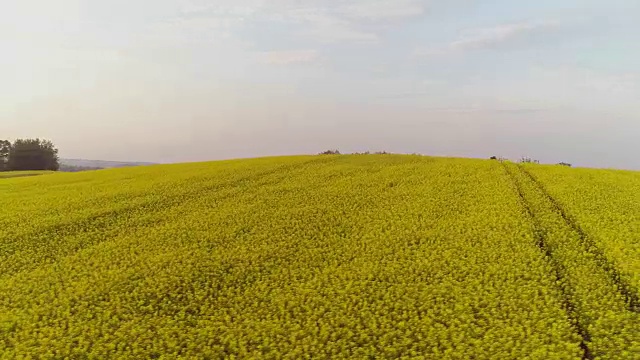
[0,155,638,358]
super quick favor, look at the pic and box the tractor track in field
[501,162,593,360]
[518,165,640,313]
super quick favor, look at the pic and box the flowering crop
[526,165,640,305]
[504,163,640,359]
[0,155,636,358]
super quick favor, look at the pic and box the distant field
[0,171,52,179]
[0,155,638,358]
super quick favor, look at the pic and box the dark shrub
[318,150,341,155]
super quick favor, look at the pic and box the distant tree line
[318,149,341,155]
[353,151,393,155]
[318,149,396,155]
[0,139,60,171]
[58,164,103,172]
[489,155,571,167]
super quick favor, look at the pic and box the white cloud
[0,0,85,49]
[157,16,243,40]
[172,0,426,44]
[177,1,260,19]
[450,65,640,116]
[286,1,426,42]
[156,3,257,42]
[286,9,379,43]
[339,0,425,21]
[449,22,556,51]
[450,23,541,51]
[259,50,319,65]
[529,66,640,112]
[417,20,560,56]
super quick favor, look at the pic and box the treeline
[0,139,60,172]
[318,150,395,155]
[59,164,103,172]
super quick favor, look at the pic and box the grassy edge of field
[0,171,53,179]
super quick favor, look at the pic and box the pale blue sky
[1,0,639,168]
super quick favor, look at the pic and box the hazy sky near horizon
[1,1,639,168]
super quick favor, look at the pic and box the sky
[1,0,639,169]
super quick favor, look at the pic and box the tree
[0,140,10,171]
[7,138,60,171]
[319,149,341,155]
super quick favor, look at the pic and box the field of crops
[0,170,51,179]
[0,155,638,359]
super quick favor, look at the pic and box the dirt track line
[518,165,640,313]
[501,163,593,360]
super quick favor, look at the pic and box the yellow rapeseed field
[0,155,638,359]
